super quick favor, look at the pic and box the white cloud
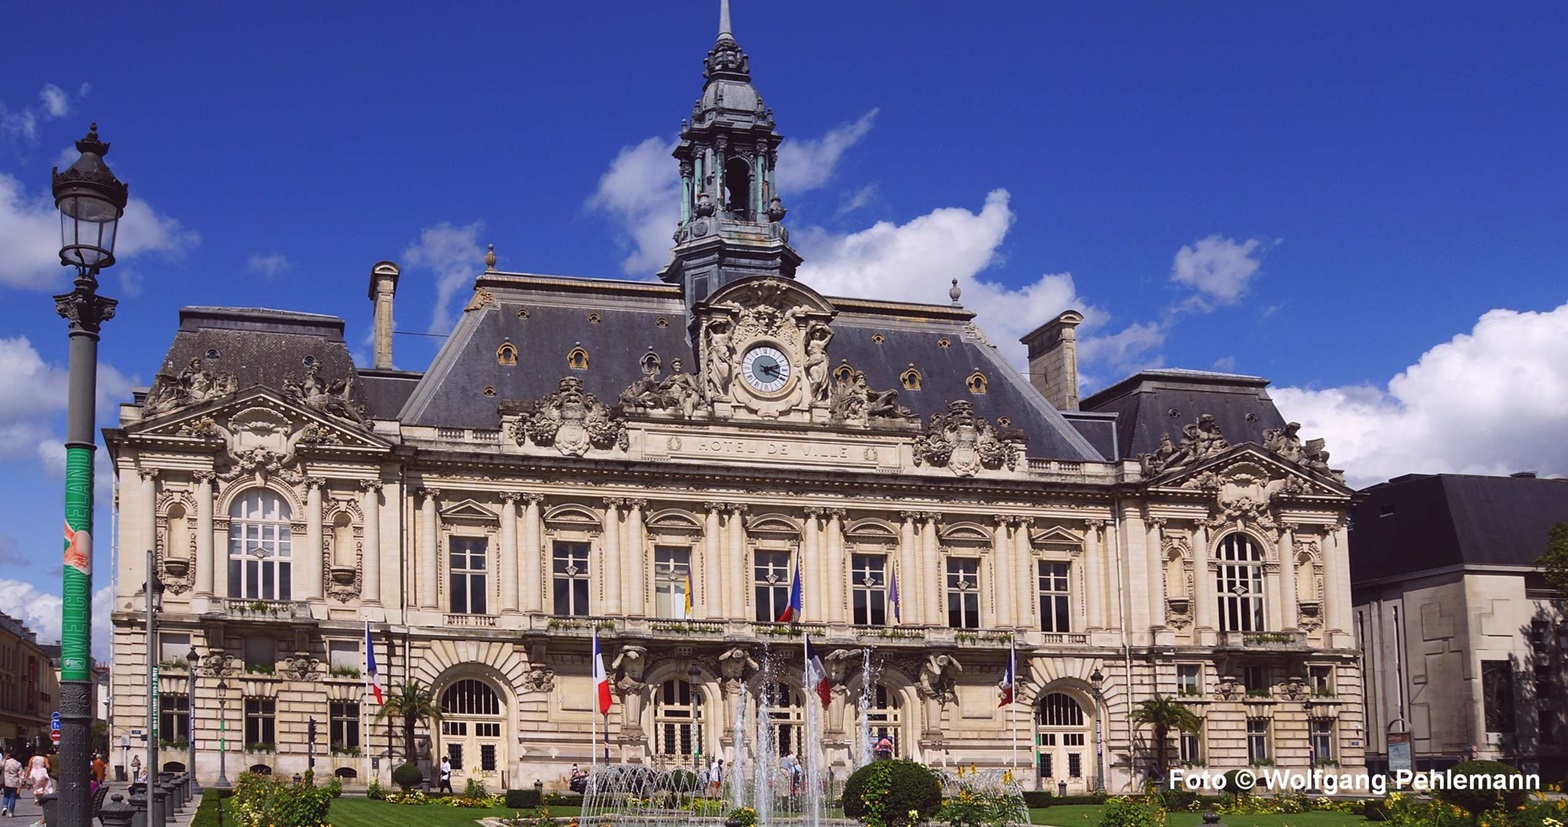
[1170,235,1267,305]
[248,252,290,279]
[0,336,136,460]
[404,221,485,335]
[38,84,69,118]
[0,580,114,660]
[1272,302,1568,489]
[0,172,198,290]
[776,109,877,193]
[836,183,879,217]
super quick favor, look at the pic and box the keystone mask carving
[913,401,1017,476]
[513,377,628,457]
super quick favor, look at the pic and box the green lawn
[323,797,542,825]
[1030,805,1369,826]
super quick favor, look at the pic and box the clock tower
[658,0,803,341]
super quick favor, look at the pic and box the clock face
[740,345,792,394]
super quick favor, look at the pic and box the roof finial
[485,243,497,272]
[949,278,962,305]
[718,0,734,42]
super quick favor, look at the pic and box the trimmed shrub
[506,788,543,809]
[231,771,333,827]
[842,759,942,827]
[1019,790,1054,808]
[1431,760,1529,823]
[392,761,424,791]
[664,768,701,792]
[1096,797,1165,827]
[543,790,583,806]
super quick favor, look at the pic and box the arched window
[860,684,902,758]
[966,371,988,394]
[1036,692,1092,787]
[1216,534,1265,632]
[442,679,501,716]
[567,346,589,370]
[228,490,292,601]
[900,366,922,391]
[654,678,703,757]
[497,343,518,366]
[440,679,504,773]
[764,682,804,757]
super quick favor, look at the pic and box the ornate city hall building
[107,9,1363,793]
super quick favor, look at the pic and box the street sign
[51,712,60,732]
[49,731,61,745]
[1388,731,1413,774]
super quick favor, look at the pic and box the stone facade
[0,613,61,749]
[105,9,1364,795]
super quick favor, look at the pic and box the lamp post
[215,680,230,788]
[1089,668,1106,794]
[186,646,199,788]
[145,558,163,826]
[687,663,701,776]
[52,122,126,827]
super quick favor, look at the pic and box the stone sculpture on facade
[1140,413,1231,476]
[918,652,962,705]
[143,357,238,417]
[703,319,737,401]
[802,323,833,404]
[282,652,320,682]
[513,377,628,456]
[717,646,758,694]
[912,400,1018,476]
[619,356,708,419]
[283,362,365,424]
[1263,421,1345,482]
[829,370,916,426]
[612,645,649,734]
[521,666,557,693]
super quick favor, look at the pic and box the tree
[1131,695,1201,778]
[375,680,442,762]
[1537,522,1568,597]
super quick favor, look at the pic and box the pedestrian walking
[439,755,453,794]
[0,750,20,817]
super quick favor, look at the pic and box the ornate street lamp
[52,123,127,827]
[187,646,200,789]
[1089,668,1106,794]
[215,679,230,788]
[145,561,163,826]
[687,663,701,775]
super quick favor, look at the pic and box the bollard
[128,790,148,827]
[1057,780,1067,797]
[166,779,182,817]
[152,784,170,827]
[99,792,137,827]
[39,792,58,826]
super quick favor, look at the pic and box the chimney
[368,261,400,370]
[1020,310,1084,410]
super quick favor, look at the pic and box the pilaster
[360,480,382,606]
[499,493,520,614]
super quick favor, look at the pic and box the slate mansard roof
[396,271,1104,461]
[1081,368,1290,461]
[1350,472,1568,585]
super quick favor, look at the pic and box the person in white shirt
[439,755,454,794]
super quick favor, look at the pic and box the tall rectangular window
[1038,561,1070,632]
[329,701,359,752]
[553,541,590,616]
[850,554,888,626]
[227,490,292,601]
[1180,729,1202,765]
[754,550,792,622]
[653,546,691,619]
[1309,665,1334,696]
[1177,664,1202,697]
[244,698,276,748]
[159,694,189,744]
[1309,718,1334,764]
[1243,666,1268,695]
[1216,534,1264,632]
[1482,660,1516,734]
[1246,718,1269,764]
[448,537,488,615]
[946,558,981,629]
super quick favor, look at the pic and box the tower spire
[718,0,733,42]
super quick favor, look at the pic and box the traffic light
[308,718,318,744]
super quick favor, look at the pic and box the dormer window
[567,347,590,371]
[497,343,518,366]
[967,371,988,394]
[900,366,922,391]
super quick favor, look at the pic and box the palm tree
[1131,694,1201,778]
[376,680,442,763]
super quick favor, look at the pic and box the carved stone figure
[718,647,759,689]
[612,645,648,685]
[143,357,237,416]
[521,667,557,693]
[918,653,961,704]
[913,400,1018,476]
[802,323,833,404]
[1141,413,1229,476]
[284,362,365,424]
[704,320,737,400]
[822,648,861,685]
[196,650,237,678]
[662,359,706,418]
[1301,438,1344,482]
[1262,421,1304,463]
[514,377,628,457]
[282,652,319,682]
[177,416,224,439]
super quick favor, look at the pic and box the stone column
[898,513,919,623]
[195,471,217,599]
[418,489,440,609]
[1084,520,1105,629]
[522,495,543,614]
[1192,523,1214,632]
[1120,506,1149,631]
[704,504,723,619]
[1326,522,1352,632]
[500,494,520,614]
[360,480,382,606]
[802,509,822,623]
[1278,524,1298,631]
[1264,555,1283,632]
[626,499,647,616]
[1145,518,1165,631]
[1014,517,1035,629]
[602,499,623,616]
[1102,519,1122,629]
[921,514,940,627]
[826,509,846,624]
[301,478,325,603]
[991,516,1013,627]
[727,506,748,618]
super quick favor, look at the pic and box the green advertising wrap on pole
[61,445,93,683]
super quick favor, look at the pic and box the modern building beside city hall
[106,6,1365,792]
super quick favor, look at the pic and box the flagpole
[1009,639,1018,770]
[591,630,598,774]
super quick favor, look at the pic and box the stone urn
[163,558,189,578]
[329,565,358,585]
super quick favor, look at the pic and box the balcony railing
[213,599,310,620]
[1218,630,1309,649]
[521,616,1088,648]
[443,614,497,628]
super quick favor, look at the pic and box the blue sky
[2,2,1566,655]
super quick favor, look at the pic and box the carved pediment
[1155,450,1348,542]
[140,390,388,450]
[439,499,501,523]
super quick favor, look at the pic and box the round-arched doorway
[1034,691,1095,794]
[438,677,509,789]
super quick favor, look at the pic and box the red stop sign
[49,731,61,744]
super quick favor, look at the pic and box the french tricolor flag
[776,562,802,623]
[364,621,384,705]
[804,634,832,706]
[592,630,613,715]
[998,641,1016,707]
